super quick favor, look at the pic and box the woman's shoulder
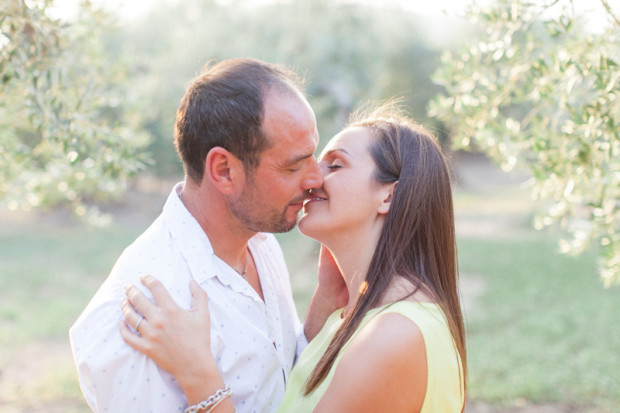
[349,310,429,373]
[349,300,442,349]
[319,307,428,410]
[374,301,455,349]
[359,306,428,352]
[322,302,462,411]
[347,300,452,370]
[347,308,429,382]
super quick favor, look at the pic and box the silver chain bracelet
[184,386,232,413]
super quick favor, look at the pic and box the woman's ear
[205,147,245,194]
[377,181,397,215]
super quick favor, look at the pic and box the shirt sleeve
[69,266,188,412]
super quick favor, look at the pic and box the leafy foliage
[116,0,443,171]
[0,0,150,224]
[2,0,446,219]
[430,0,620,285]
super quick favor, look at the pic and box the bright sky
[50,0,472,20]
[49,0,617,33]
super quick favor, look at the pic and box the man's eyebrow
[284,153,314,165]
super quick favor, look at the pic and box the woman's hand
[304,246,349,341]
[317,245,349,308]
[119,275,225,404]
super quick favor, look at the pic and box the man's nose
[301,158,323,190]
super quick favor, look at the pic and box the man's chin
[261,214,298,234]
[276,218,298,233]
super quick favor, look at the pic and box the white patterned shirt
[70,183,305,413]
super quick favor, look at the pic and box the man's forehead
[255,129,317,169]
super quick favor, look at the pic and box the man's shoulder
[77,214,186,314]
[110,213,178,270]
[123,213,169,251]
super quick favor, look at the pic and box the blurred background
[1,0,618,411]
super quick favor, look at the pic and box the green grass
[453,182,620,413]
[460,231,620,411]
[0,213,148,412]
[0,223,142,345]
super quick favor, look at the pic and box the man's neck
[180,179,255,268]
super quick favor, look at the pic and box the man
[70,58,336,412]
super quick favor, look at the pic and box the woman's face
[299,127,391,243]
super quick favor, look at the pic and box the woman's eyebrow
[321,148,351,159]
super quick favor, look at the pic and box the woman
[121,105,467,412]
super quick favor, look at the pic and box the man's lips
[289,195,311,211]
[303,195,327,207]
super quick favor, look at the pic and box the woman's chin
[298,215,311,236]
[298,216,322,241]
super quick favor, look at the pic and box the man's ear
[377,181,397,215]
[205,147,245,194]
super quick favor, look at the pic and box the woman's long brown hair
[303,105,467,401]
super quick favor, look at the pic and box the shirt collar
[162,182,269,287]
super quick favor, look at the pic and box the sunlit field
[0,157,618,412]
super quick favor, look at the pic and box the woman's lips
[303,196,327,207]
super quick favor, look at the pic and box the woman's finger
[118,280,214,381]
[121,298,144,331]
[141,274,178,311]
[124,283,156,320]
[189,279,209,312]
[119,319,148,353]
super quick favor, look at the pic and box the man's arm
[303,246,349,342]
[70,278,188,412]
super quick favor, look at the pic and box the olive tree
[430,0,619,286]
[115,0,442,172]
[1,0,150,224]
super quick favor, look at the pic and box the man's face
[228,90,322,233]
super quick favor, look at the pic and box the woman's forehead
[320,127,370,158]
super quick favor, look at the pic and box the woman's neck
[326,225,435,317]
[324,224,382,316]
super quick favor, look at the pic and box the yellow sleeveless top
[277,301,464,412]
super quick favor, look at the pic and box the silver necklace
[238,250,248,280]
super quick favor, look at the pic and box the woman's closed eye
[325,158,345,170]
